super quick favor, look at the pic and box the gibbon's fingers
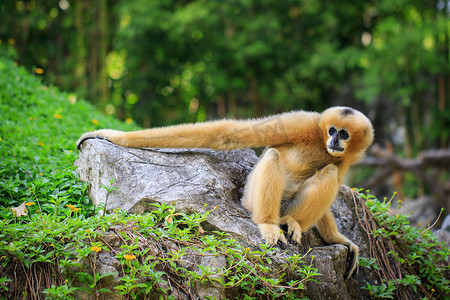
[258,223,288,246]
[76,129,124,150]
[344,242,359,279]
[280,215,302,245]
[277,240,287,250]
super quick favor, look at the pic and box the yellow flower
[91,246,101,253]
[39,173,43,176]
[39,142,45,146]
[125,118,133,124]
[86,229,90,233]
[25,202,35,206]
[91,119,99,125]
[123,254,136,260]
[54,113,62,119]
[35,68,44,75]
[0,137,2,142]
[67,204,80,212]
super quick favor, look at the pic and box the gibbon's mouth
[328,146,344,153]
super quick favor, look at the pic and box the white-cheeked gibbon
[77,106,374,278]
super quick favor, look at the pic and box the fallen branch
[357,145,449,213]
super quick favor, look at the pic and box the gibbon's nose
[332,137,340,147]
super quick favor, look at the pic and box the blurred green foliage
[0,0,449,152]
[0,57,138,218]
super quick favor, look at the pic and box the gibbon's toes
[258,223,287,246]
[287,226,302,245]
[280,224,299,246]
[287,234,297,246]
[344,243,359,279]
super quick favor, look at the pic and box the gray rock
[398,196,439,228]
[75,139,260,245]
[440,214,450,232]
[435,214,450,247]
[75,139,378,299]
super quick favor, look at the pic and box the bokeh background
[1,0,449,225]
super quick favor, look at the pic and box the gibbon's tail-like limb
[76,111,319,151]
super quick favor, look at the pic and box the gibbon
[77,106,374,278]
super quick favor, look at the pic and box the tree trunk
[98,0,109,105]
[74,0,87,96]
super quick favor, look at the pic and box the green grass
[0,56,138,217]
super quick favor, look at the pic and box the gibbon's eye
[328,127,337,136]
[339,129,349,140]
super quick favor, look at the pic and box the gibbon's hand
[344,241,359,279]
[76,129,123,150]
[280,216,303,245]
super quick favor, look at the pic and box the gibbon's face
[326,125,350,157]
[319,107,374,158]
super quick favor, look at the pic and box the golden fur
[77,106,374,278]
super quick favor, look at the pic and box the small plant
[100,179,119,216]
[42,283,78,300]
[354,189,450,299]
[0,277,11,292]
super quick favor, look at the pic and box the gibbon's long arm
[76,111,321,150]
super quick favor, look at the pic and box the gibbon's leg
[280,164,340,244]
[316,209,359,279]
[242,148,287,246]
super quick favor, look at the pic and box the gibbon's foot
[343,242,359,279]
[258,223,288,247]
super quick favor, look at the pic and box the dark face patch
[341,108,354,117]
